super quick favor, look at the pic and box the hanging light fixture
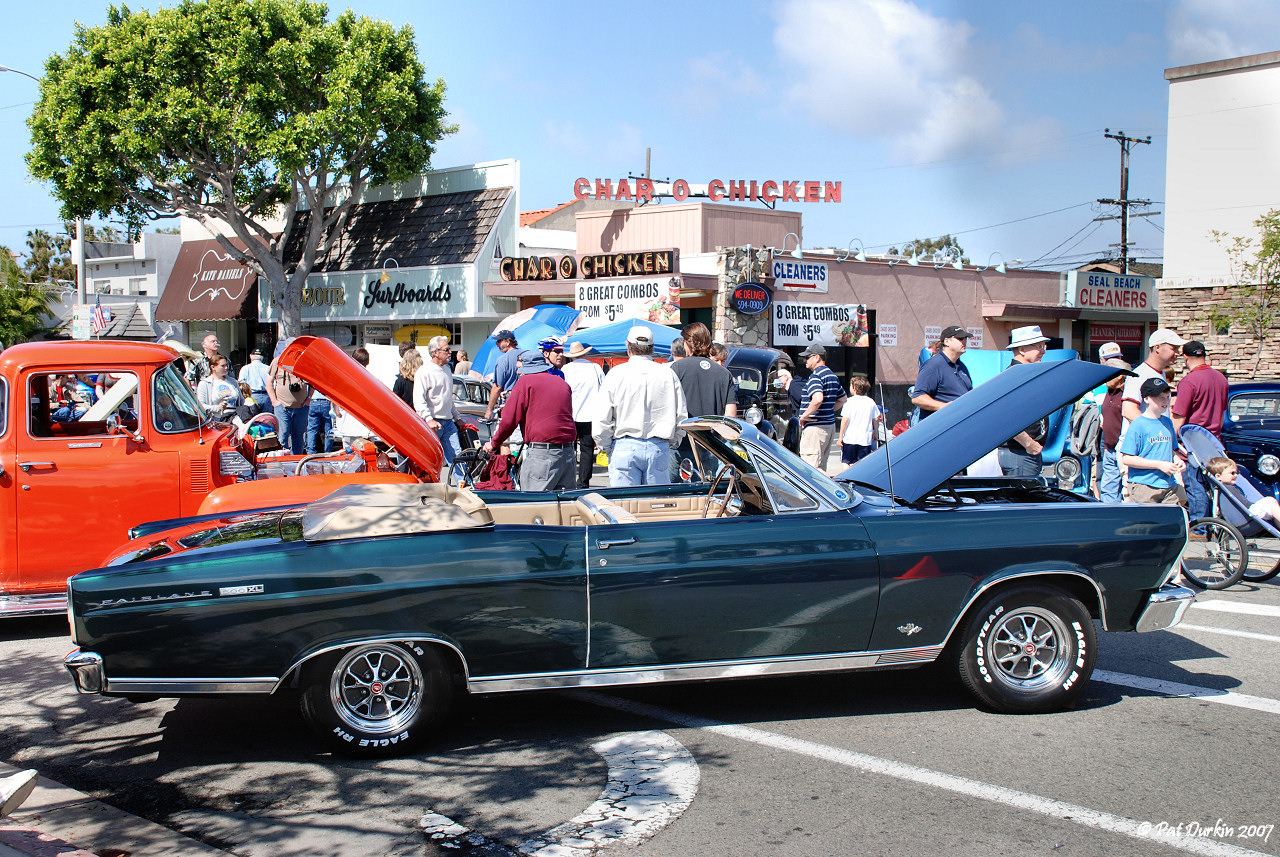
[836,239,867,263]
[774,232,804,260]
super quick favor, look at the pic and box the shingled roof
[282,187,511,272]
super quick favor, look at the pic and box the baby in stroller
[1204,457,1280,528]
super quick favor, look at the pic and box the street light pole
[0,65,40,82]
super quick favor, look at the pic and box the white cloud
[772,0,1005,162]
[1167,0,1280,65]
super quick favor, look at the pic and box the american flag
[90,296,107,336]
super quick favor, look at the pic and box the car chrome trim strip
[467,645,945,694]
[1135,584,1196,632]
[1,594,68,617]
[106,677,279,694]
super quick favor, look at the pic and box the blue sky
[3,0,1280,272]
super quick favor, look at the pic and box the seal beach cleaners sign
[770,260,828,294]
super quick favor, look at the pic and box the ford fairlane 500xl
[64,359,1193,757]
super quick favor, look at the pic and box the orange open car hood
[279,336,443,476]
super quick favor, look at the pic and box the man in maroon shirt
[484,351,577,491]
[1172,340,1229,520]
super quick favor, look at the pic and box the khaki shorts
[1128,482,1186,506]
[799,423,836,469]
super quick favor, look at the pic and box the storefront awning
[156,238,259,322]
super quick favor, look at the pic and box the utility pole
[1096,129,1153,275]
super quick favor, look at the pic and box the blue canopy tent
[472,305,582,380]
[563,318,681,358]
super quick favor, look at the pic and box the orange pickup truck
[0,336,442,616]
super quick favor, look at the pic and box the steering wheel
[702,466,739,519]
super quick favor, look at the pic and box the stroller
[1179,424,1280,589]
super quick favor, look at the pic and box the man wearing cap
[998,325,1051,476]
[594,327,688,486]
[1122,328,1187,427]
[795,343,846,469]
[484,329,521,420]
[415,335,465,479]
[237,347,271,412]
[1098,341,1123,362]
[912,325,974,418]
[1171,340,1229,519]
[561,341,605,488]
[485,351,577,491]
[1119,376,1185,505]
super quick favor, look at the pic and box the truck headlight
[1259,454,1280,476]
[745,404,764,425]
[219,450,255,477]
[1055,455,1081,488]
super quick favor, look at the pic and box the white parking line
[419,730,699,855]
[571,690,1272,857]
[1191,600,1280,618]
[1177,623,1280,644]
[1093,670,1280,715]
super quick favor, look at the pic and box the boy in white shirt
[838,376,882,465]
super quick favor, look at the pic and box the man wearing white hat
[1122,328,1187,428]
[561,341,605,488]
[594,327,688,486]
[999,325,1051,476]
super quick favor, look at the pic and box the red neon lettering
[574,178,591,200]
[616,179,632,201]
[761,181,779,203]
[804,181,820,202]
[595,179,613,200]
[636,178,654,202]
[728,180,747,200]
[708,180,726,201]
[824,181,841,202]
[781,181,800,202]
[672,179,690,201]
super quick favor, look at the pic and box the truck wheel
[300,642,453,757]
[956,584,1096,713]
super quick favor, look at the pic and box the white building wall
[1163,52,1280,290]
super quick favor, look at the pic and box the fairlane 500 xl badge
[102,590,213,606]
[219,585,265,596]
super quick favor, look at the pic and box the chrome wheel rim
[987,607,1073,691]
[330,645,424,735]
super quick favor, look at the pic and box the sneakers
[0,769,38,818]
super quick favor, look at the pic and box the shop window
[29,371,140,439]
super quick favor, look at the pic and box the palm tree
[0,246,57,346]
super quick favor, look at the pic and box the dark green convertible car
[64,359,1193,757]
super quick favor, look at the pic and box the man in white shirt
[593,327,688,486]
[1121,328,1186,430]
[561,341,605,488]
[237,348,271,411]
[414,335,463,478]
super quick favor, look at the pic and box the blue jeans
[436,419,464,480]
[1185,460,1210,520]
[998,446,1043,477]
[608,437,672,486]
[1099,447,1123,503]
[274,403,308,454]
[306,400,334,454]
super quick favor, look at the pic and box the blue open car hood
[841,359,1125,504]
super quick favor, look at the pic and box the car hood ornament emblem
[897,623,922,636]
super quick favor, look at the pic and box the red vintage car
[0,336,442,616]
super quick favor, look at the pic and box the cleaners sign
[1063,271,1156,312]
[771,260,828,293]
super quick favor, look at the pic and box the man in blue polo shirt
[796,343,846,470]
[912,325,973,418]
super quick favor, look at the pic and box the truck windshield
[152,360,207,433]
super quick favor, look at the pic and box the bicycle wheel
[1242,537,1280,582]
[1182,517,1247,589]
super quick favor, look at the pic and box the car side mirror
[679,458,697,483]
[106,413,144,445]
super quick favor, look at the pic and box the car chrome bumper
[64,649,105,694]
[1135,583,1196,632]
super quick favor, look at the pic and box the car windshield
[153,360,208,434]
[688,423,858,509]
[730,366,762,393]
[1229,392,1280,421]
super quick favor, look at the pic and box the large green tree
[0,246,56,346]
[1208,209,1280,374]
[27,0,453,337]
[23,228,76,284]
